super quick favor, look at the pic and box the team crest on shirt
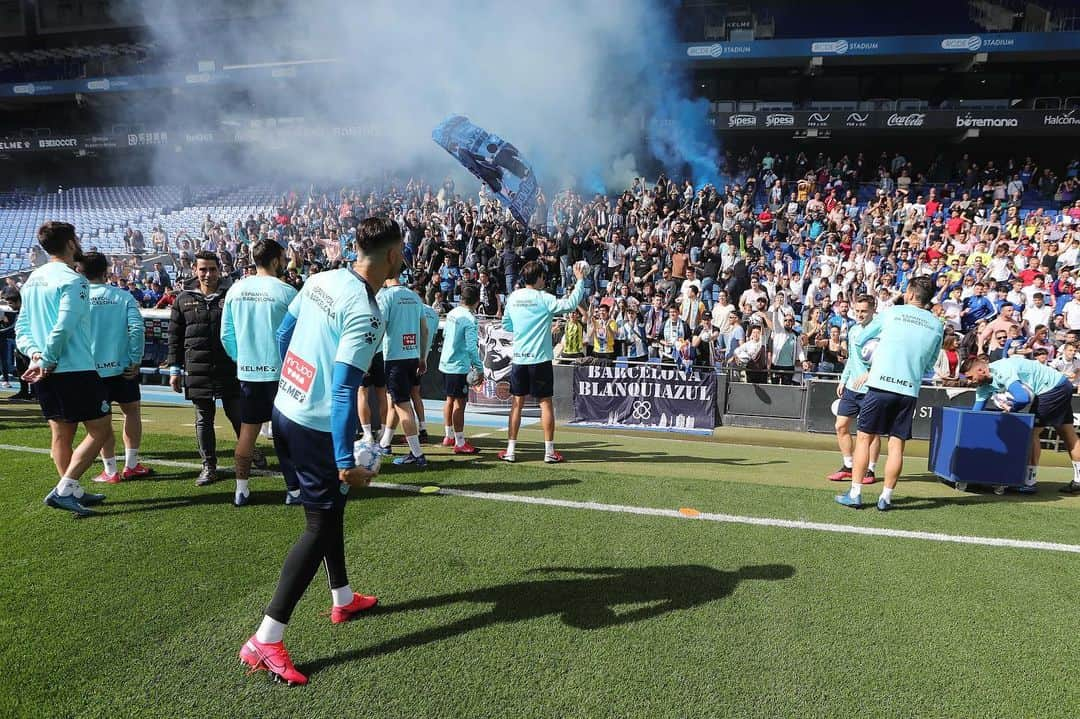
[402,333,417,349]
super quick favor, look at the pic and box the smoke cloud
[116,0,720,194]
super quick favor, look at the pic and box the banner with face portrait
[432,115,540,227]
[469,318,539,410]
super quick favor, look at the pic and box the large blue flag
[432,115,539,226]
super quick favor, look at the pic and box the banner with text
[571,363,717,434]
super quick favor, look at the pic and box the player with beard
[15,222,110,516]
[239,217,400,685]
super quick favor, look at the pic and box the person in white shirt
[764,311,806,385]
[1063,295,1080,331]
[739,278,768,313]
[678,267,702,300]
[1022,293,1053,335]
[942,286,964,332]
[1052,342,1080,388]
[711,291,735,329]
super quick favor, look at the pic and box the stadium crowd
[4,147,1080,392]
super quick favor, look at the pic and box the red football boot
[453,442,480,455]
[122,463,154,480]
[329,593,379,624]
[827,467,852,481]
[92,471,121,484]
[498,449,515,463]
[239,636,308,685]
[544,451,565,464]
[441,437,455,447]
[860,469,878,485]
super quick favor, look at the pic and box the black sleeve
[166,297,185,368]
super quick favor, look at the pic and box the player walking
[835,276,943,511]
[375,276,429,467]
[15,222,110,516]
[221,239,298,506]
[239,217,399,686]
[828,294,881,484]
[500,261,587,463]
[440,285,484,454]
[80,252,153,484]
[962,355,1080,494]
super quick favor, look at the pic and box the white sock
[1025,465,1037,486]
[445,425,454,439]
[287,489,301,499]
[255,615,286,644]
[124,447,139,469]
[406,434,423,457]
[236,479,249,495]
[848,483,862,500]
[331,585,354,607]
[454,431,465,447]
[545,441,555,455]
[380,427,394,448]
[56,477,78,497]
[418,421,426,432]
[505,439,516,456]
[103,456,118,475]
[1072,461,1080,483]
[361,424,372,443]
[881,487,894,502]
[842,455,853,469]
[868,460,876,473]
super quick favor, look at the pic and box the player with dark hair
[15,222,110,516]
[499,260,588,463]
[221,239,298,506]
[828,294,881,484]
[836,275,943,511]
[439,284,483,453]
[80,251,152,484]
[240,216,401,685]
[375,271,429,467]
[962,355,1080,494]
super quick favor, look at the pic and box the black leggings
[266,504,349,624]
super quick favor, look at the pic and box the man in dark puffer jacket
[167,251,265,485]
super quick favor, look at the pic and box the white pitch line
[2,443,1078,555]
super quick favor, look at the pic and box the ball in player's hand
[353,441,382,474]
[859,338,879,364]
[573,261,590,279]
[991,392,1014,412]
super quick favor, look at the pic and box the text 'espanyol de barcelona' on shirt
[88,283,144,377]
[439,305,483,374]
[502,282,587,365]
[860,304,942,398]
[15,262,95,372]
[221,274,298,382]
[274,269,383,432]
[377,284,424,361]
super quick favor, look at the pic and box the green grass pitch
[1,402,1079,718]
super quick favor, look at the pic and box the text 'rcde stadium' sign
[571,364,717,433]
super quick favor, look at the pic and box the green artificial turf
[1,404,1078,718]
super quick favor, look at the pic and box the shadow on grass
[886,482,1074,510]
[304,563,795,673]
[467,439,785,466]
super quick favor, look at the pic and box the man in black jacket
[167,251,263,485]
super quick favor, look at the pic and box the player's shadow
[470,439,784,466]
[303,563,795,673]
[887,485,1073,510]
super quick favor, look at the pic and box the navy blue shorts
[857,388,917,440]
[102,374,141,405]
[36,370,110,424]
[271,408,340,509]
[445,373,470,399]
[239,380,277,425]
[836,387,865,418]
[1033,380,1074,428]
[385,358,420,404]
[362,353,386,388]
[510,361,554,399]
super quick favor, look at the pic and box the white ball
[352,441,382,474]
[574,260,590,276]
[830,399,840,417]
[860,338,880,364]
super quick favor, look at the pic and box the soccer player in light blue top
[81,252,151,485]
[439,285,484,453]
[221,239,298,506]
[836,276,943,511]
[500,260,588,463]
[240,217,401,687]
[375,278,429,466]
[407,301,441,445]
[963,354,1080,494]
[15,222,110,516]
[829,294,881,483]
